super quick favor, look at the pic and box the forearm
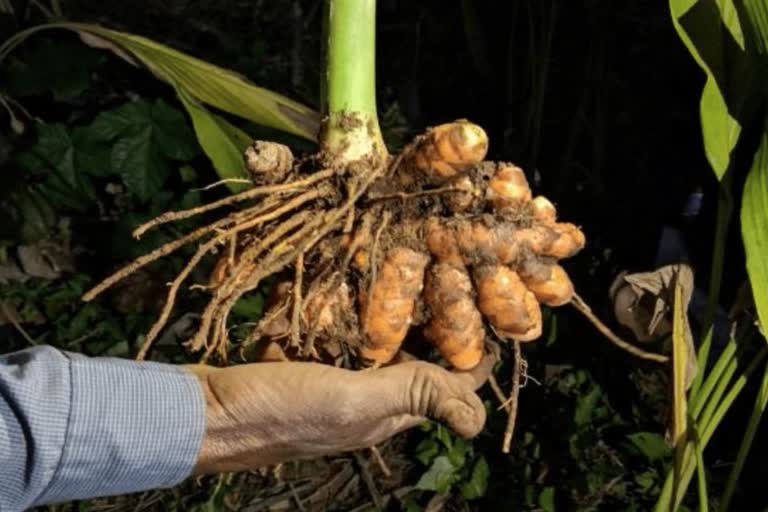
[0,346,205,510]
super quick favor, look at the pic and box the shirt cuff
[37,353,206,504]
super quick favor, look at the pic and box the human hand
[188,352,495,475]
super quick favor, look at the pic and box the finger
[452,343,499,390]
[379,362,488,438]
[432,390,486,438]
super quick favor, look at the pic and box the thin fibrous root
[303,271,341,358]
[132,169,335,238]
[194,178,253,191]
[295,168,389,355]
[290,252,304,349]
[83,193,291,302]
[502,341,522,454]
[366,186,460,204]
[83,216,235,302]
[570,291,670,363]
[187,211,317,353]
[489,373,511,413]
[193,213,327,354]
[341,211,375,269]
[136,207,315,359]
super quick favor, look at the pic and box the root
[194,178,253,191]
[82,216,234,301]
[136,238,218,361]
[303,271,341,358]
[489,373,511,413]
[132,169,335,238]
[341,211,375,268]
[187,211,318,353]
[290,252,304,348]
[367,185,460,204]
[83,189,307,303]
[369,445,392,478]
[136,207,315,359]
[570,292,669,363]
[502,341,522,454]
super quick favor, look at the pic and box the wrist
[187,365,231,475]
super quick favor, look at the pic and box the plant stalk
[321,0,386,166]
[689,173,733,398]
[719,358,768,511]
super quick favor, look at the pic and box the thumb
[372,361,487,439]
[431,394,486,439]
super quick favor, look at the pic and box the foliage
[405,421,490,508]
[670,0,768,334]
[1,272,140,357]
[655,1,768,510]
[1,22,321,192]
[17,98,199,202]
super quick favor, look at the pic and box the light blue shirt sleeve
[0,345,206,511]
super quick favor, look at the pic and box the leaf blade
[72,23,321,141]
[177,92,251,193]
[741,127,768,340]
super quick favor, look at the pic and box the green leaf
[1,24,321,177]
[89,99,199,199]
[90,100,153,141]
[111,126,169,201]
[179,164,198,183]
[2,23,321,141]
[742,127,768,340]
[742,0,768,56]
[574,384,602,426]
[446,437,471,468]
[627,432,670,461]
[178,91,251,192]
[459,456,490,500]
[414,437,440,466]
[415,456,458,494]
[151,99,200,161]
[71,125,112,176]
[24,123,76,184]
[15,123,95,209]
[669,0,751,179]
[635,470,658,491]
[538,486,556,512]
[231,294,265,319]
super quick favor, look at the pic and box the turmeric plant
[0,1,673,465]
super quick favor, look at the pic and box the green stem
[321,0,386,166]
[696,345,740,426]
[720,358,768,511]
[690,338,738,418]
[691,418,709,512]
[655,346,768,511]
[689,174,733,398]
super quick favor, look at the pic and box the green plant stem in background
[696,343,740,428]
[689,174,733,399]
[656,347,768,511]
[690,338,737,418]
[702,348,768,444]
[720,359,768,511]
[321,0,386,165]
[691,420,709,512]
